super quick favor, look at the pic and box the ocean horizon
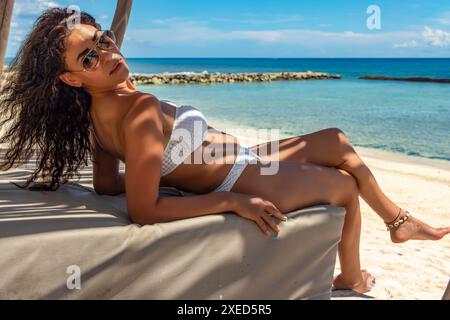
[4,58,450,162]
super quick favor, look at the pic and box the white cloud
[124,18,450,57]
[151,15,304,27]
[127,19,415,48]
[208,15,304,25]
[222,29,393,44]
[142,17,417,47]
[422,26,450,47]
[6,0,62,55]
[435,18,450,25]
[393,40,418,48]
[13,0,61,17]
[223,30,284,43]
[434,12,450,26]
[392,27,450,49]
[150,17,209,26]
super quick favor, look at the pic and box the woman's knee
[326,127,348,143]
[331,169,359,206]
[325,127,357,162]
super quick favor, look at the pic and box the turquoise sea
[126,58,450,162]
[7,58,450,161]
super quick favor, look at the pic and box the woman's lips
[110,61,122,75]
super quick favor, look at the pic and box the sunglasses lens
[98,37,112,50]
[83,51,99,70]
[104,30,116,43]
[97,31,116,50]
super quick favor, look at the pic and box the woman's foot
[332,269,376,294]
[389,211,450,243]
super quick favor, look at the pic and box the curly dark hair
[0,8,101,191]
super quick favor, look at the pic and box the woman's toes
[332,270,375,294]
[359,270,376,292]
[434,227,450,240]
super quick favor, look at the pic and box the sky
[5,0,450,58]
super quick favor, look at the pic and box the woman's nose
[98,47,114,65]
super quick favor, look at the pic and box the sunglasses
[65,30,117,73]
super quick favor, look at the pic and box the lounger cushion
[0,167,345,299]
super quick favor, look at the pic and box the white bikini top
[160,100,209,177]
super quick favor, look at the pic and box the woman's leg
[250,128,450,242]
[337,140,450,243]
[333,193,375,293]
[230,161,372,292]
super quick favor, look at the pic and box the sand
[336,147,449,300]
[229,130,450,300]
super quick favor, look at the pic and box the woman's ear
[59,73,82,87]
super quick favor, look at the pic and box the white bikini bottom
[210,144,262,193]
[174,143,262,196]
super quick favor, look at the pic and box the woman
[1,8,448,294]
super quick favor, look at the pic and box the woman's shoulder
[103,91,156,108]
[98,91,160,125]
[119,92,164,136]
[128,91,159,106]
[122,92,162,120]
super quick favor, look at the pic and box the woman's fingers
[264,202,288,221]
[253,200,288,236]
[255,217,270,236]
[261,212,280,234]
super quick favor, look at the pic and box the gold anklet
[385,210,411,231]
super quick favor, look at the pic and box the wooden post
[110,0,133,50]
[443,280,450,300]
[0,0,14,78]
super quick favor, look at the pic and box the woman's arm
[112,171,126,195]
[97,171,126,196]
[149,191,236,224]
[153,192,287,236]
[91,128,125,196]
[122,94,238,225]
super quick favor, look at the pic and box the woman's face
[59,24,129,90]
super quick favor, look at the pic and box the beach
[230,131,450,300]
[2,0,449,301]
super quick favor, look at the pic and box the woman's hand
[230,193,288,236]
